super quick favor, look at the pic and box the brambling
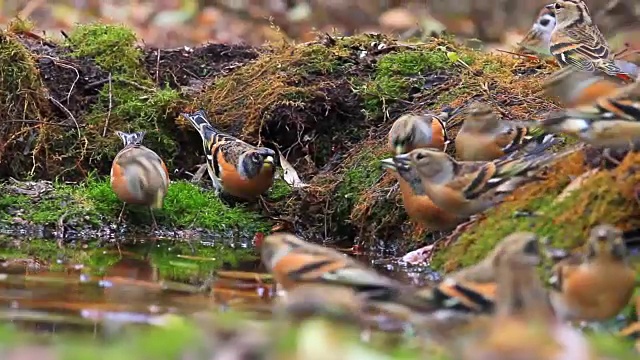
[454,101,557,162]
[516,4,640,79]
[182,109,278,200]
[380,157,463,231]
[548,224,636,322]
[536,79,640,149]
[461,232,593,360]
[427,232,544,314]
[260,233,436,312]
[388,111,449,155]
[110,131,170,229]
[543,66,623,108]
[547,0,633,82]
[393,147,578,218]
[516,6,556,56]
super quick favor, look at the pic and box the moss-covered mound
[3,20,638,271]
[0,21,259,179]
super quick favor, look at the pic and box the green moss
[295,44,346,75]
[361,50,452,114]
[66,23,145,80]
[333,144,392,228]
[358,39,481,117]
[268,178,293,201]
[158,180,270,232]
[6,17,36,34]
[62,23,184,170]
[0,176,271,234]
[0,29,48,129]
[433,152,640,272]
[87,86,183,165]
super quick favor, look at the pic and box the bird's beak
[393,153,412,169]
[263,156,274,168]
[545,3,554,10]
[380,158,397,172]
[151,189,165,209]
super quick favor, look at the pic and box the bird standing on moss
[380,157,463,231]
[459,232,593,360]
[182,109,279,200]
[547,0,633,82]
[388,111,450,155]
[548,224,636,322]
[392,147,580,218]
[110,131,170,230]
[454,101,557,162]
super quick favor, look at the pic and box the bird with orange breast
[454,101,558,162]
[543,66,624,108]
[380,157,463,232]
[259,232,437,313]
[536,72,640,150]
[182,109,279,200]
[388,110,450,155]
[110,131,170,230]
[422,232,543,314]
[392,146,581,218]
[459,232,595,360]
[548,224,636,322]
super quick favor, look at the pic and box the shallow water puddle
[0,235,274,334]
[0,235,435,336]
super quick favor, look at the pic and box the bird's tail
[181,109,228,147]
[499,143,584,177]
[115,131,146,147]
[503,124,562,158]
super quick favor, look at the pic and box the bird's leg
[209,173,224,195]
[149,208,158,233]
[117,203,127,226]
[258,195,273,214]
[190,163,209,183]
[386,182,400,199]
[602,148,621,166]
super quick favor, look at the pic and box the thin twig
[5,119,77,128]
[103,73,112,137]
[38,55,79,104]
[47,96,81,137]
[155,49,161,84]
[85,77,156,92]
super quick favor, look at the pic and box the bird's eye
[539,18,550,26]
[523,239,540,256]
[252,154,262,163]
[554,3,562,9]
[416,153,425,160]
